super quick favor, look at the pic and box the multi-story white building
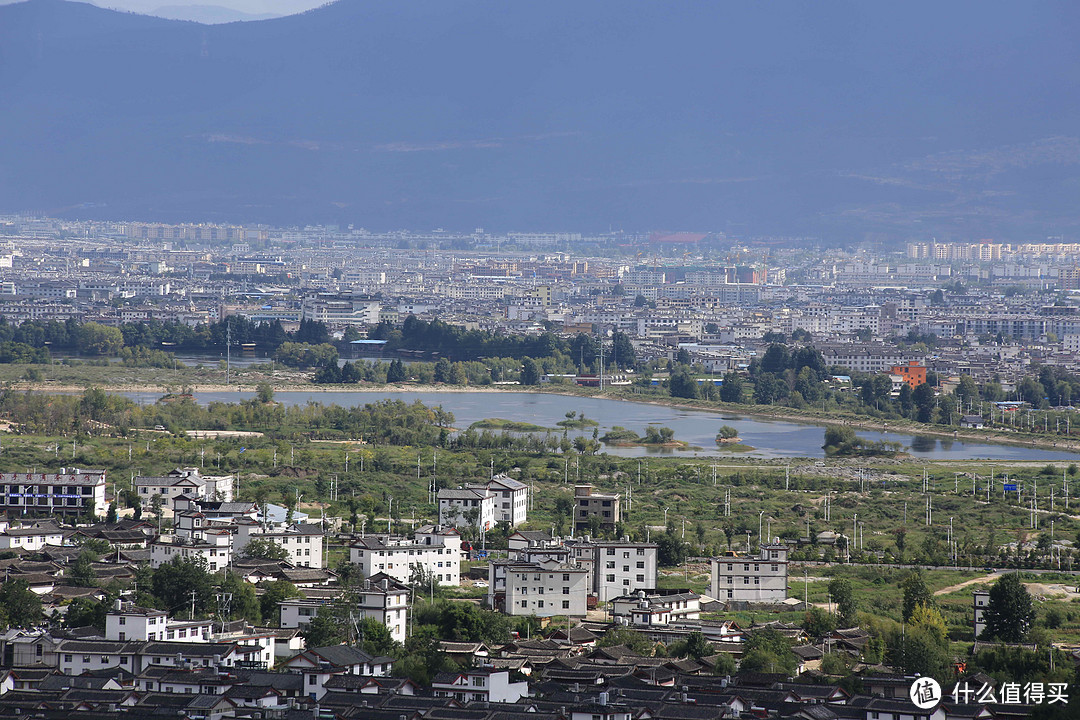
[497,559,589,618]
[232,520,325,569]
[438,487,495,531]
[349,525,461,586]
[0,468,106,518]
[134,467,234,508]
[610,589,701,627]
[466,474,528,527]
[301,295,381,326]
[432,668,529,704]
[149,532,232,571]
[104,602,213,643]
[278,576,410,644]
[709,544,790,603]
[973,590,990,639]
[566,537,659,602]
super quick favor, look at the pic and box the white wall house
[567,538,659,602]
[279,576,410,644]
[134,467,234,508]
[432,668,528,704]
[492,559,589,618]
[0,523,64,551]
[438,488,495,531]
[233,520,325,569]
[149,532,232,571]
[466,474,528,527]
[710,543,790,603]
[349,525,461,586]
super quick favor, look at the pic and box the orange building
[890,361,927,388]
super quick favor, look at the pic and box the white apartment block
[301,296,381,325]
[709,544,790,603]
[438,487,495,531]
[498,560,589,618]
[149,532,232,572]
[134,467,234,508]
[105,602,213,643]
[0,468,106,518]
[467,474,528,527]
[232,520,325,569]
[432,668,529,704]
[566,538,659,602]
[279,577,410,644]
[349,525,461,586]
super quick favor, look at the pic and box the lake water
[124,389,1080,462]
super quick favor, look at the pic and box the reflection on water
[123,390,1080,462]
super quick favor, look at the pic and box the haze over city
[1,3,1080,719]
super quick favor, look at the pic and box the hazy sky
[0,0,326,16]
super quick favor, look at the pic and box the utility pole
[226,321,231,385]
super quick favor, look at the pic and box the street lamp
[758,510,765,548]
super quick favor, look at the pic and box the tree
[76,322,124,355]
[803,607,837,638]
[70,548,98,587]
[0,579,43,628]
[598,625,654,655]
[302,607,347,647]
[828,577,858,627]
[741,627,797,674]
[610,331,636,369]
[65,596,110,630]
[982,573,1035,642]
[386,359,407,383]
[105,502,117,524]
[241,538,290,561]
[901,570,933,622]
[913,382,936,423]
[655,527,688,566]
[219,572,261,623]
[520,357,540,386]
[760,344,790,375]
[259,580,302,626]
[151,556,215,617]
[433,358,453,383]
[716,425,739,441]
[357,617,398,656]
[720,372,744,403]
[668,366,698,399]
[713,653,737,675]
[255,382,274,403]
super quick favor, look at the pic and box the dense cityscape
[0,214,1074,719]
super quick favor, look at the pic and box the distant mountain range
[1,0,1079,241]
[151,5,280,23]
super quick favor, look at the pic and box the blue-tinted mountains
[1,0,1079,240]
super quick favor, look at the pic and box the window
[606,548,616,556]
[606,574,615,582]
[520,600,528,608]
[119,617,126,625]
[636,575,644,582]
[537,600,544,608]
[563,574,570,581]
[636,561,645,569]
[606,561,615,569]
[636,548,645,556]
[743,577,749,585]
[563,586,570,594]
[771,564,779,572]
[562,600,570,609]
[64,654,73,663]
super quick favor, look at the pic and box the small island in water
[715,424,754,452]
[601,425,687,448]
[470,418,550,432]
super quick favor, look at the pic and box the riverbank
[13,379,1080,457]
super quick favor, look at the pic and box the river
[123,389,1080,461]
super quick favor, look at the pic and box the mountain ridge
[1,0,1079,240]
